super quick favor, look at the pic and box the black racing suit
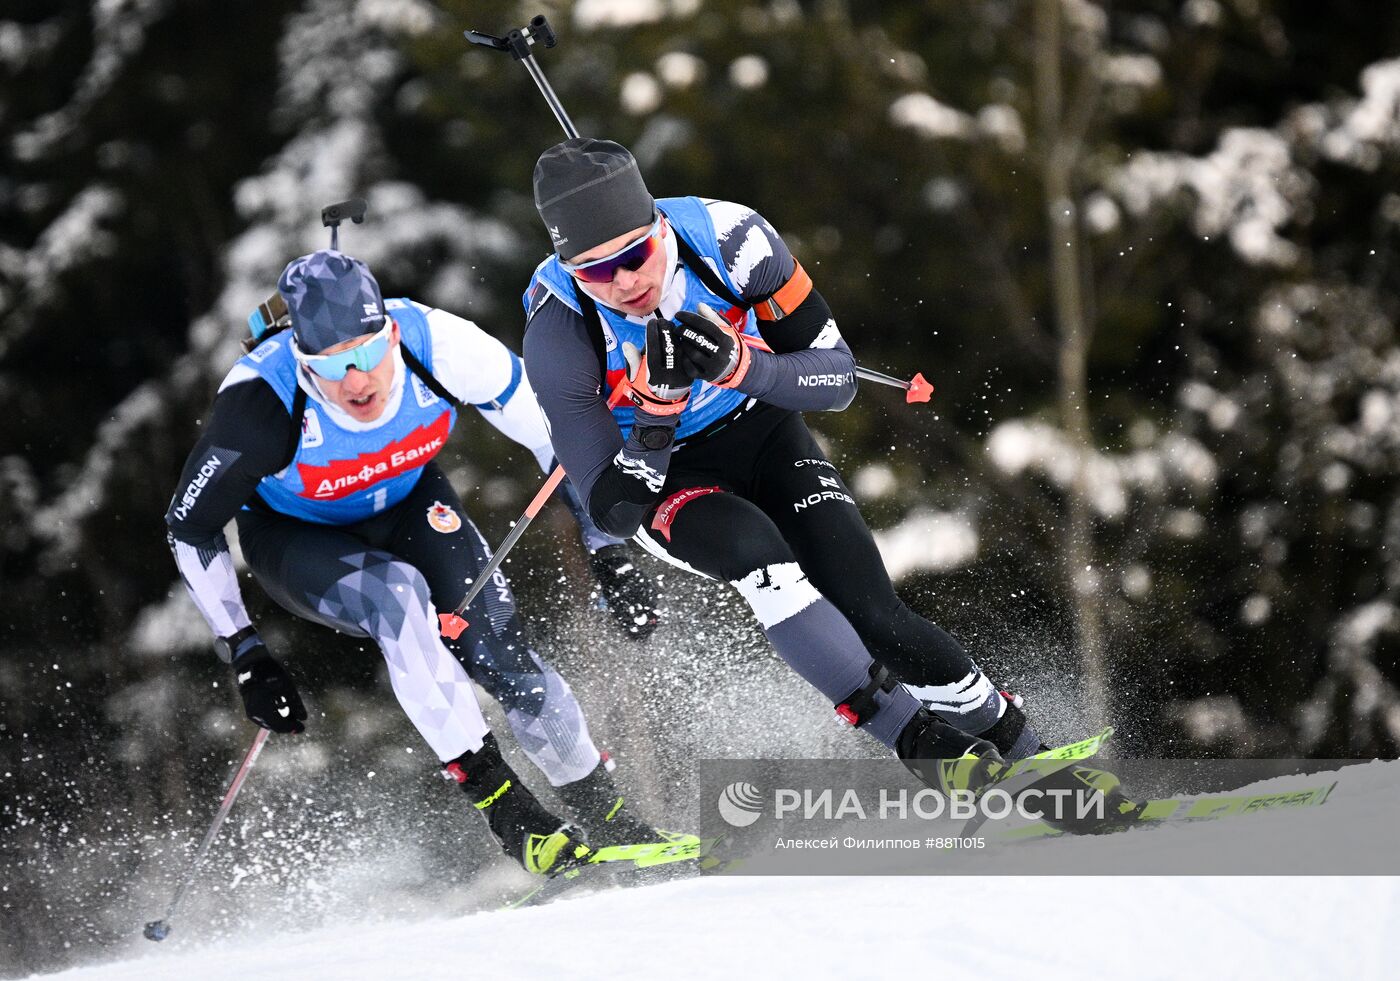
[523,199,1038,758]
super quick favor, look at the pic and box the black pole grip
[530,15,557,47]
[468,16,558,60]
[505,28,531,61]
[465,29,508,51]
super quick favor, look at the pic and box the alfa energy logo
[718,782,764,827]
[297,411,450,500]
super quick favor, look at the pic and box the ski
[502,831,710,910]
[587,831,708,867]
[1025,726,1115,762]
[1000,780,1338,841]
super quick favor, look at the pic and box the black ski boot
[444,734,591,876]
[897,707,1003,761]
[900,700,1143,834]
[962,692,1144,833]
[554,756,665,848]
[976,691,1048,760]
[1025,762,1146,835]
[896,707,1004,791]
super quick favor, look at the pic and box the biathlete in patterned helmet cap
[164,245,673,876]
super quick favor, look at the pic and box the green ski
[1001,780,1338,841]
[503,831,709,910]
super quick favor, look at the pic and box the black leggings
[636,405,1000,733]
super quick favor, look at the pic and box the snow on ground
[23,763,1400,979]
[28,874,1398,981]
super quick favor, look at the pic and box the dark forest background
[4,0,1400,975]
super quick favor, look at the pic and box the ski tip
[906,372,934,403]
[438,612,469,639]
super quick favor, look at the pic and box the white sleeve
[169,533,253,640]
[425,305,555,472]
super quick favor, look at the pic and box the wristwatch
[214,625,261,664]
[633,425,675,451]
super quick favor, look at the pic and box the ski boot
[976,692,1143,833]
[554,753,666,849]
[896,707,1005,791]
[918,697,1144,836]
[1025,762,1145,834]
[976,690,1049,759]
[444,734,591,876]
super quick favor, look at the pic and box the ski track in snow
[27,874,1397,980]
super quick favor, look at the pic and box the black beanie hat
[533,138,655,261]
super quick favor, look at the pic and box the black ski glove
[673,302,750,387]
[233,643,307,734]
[588,543,661,641]
[620,319,692,414]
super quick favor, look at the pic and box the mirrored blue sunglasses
[293,319,393,381]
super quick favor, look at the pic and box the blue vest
[523,196,762,440]
[241,298,458,525]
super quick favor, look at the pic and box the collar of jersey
[296,345,407,432]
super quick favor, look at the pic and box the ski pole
[467,15,936,407]
[854,366,933,403]
[733,332,931,404]
[144,727,270,942]
[439,382,632,640]
[438,467,564,640]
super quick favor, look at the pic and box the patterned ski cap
[277,250,385,354]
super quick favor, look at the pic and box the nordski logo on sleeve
[171,451,230,521]
[296,412,451,500]
[796,372,854,388]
